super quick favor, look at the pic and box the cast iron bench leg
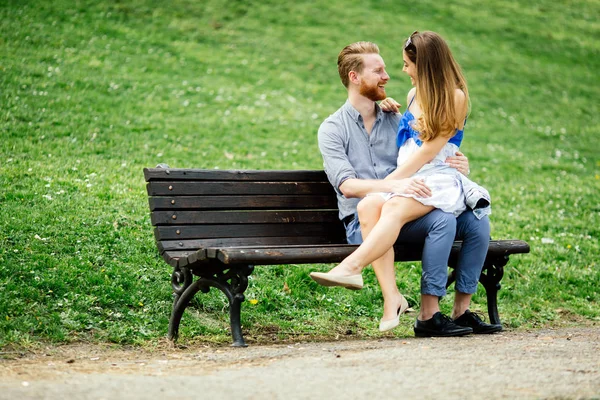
[168,264,254,347]
[168,265,193,342]
[479,255,508,326]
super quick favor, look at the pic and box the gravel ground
[1,326,599,400]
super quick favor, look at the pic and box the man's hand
[380,97,401,113]
[388,177,432,198]
[445,151,470,176]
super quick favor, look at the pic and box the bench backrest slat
[144,169,329,182]
[158,235,343,251]
[149,195,337,210]
[151,210,340,225]
[148,181,334,196]
[154,223,343,240]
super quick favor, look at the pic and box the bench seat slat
[162,249,207,267]
[209,240,531,265]
[154,223,346,240]
[149,195,337,210]
[151,210,340,225]
[144,168,328,182]
[147,181,333,196]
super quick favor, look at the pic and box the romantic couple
[310,31,501,337]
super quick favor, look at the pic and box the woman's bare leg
[355,197,406,322]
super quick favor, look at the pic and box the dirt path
[1,326,599,400]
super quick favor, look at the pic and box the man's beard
[359,80,386,101]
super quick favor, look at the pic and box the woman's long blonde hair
[404,31,469,141]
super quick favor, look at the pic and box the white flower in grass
[555,150,562,158]
[43,194,53,200]
[182,100,190,107]
[541,238,554,244]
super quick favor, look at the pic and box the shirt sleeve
[317,119,357,194]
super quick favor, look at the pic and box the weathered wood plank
[147,181,333,196]
[149,195,338,211]
[151,210,340,225]
[144,168,328,182]
[209,240,531,265]
[161,249,207,267]
[159,235,344,251]
[154,223,346,240]
[486,240,530,255]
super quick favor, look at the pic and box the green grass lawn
[1,0,598,348]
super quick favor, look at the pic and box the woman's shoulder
[454,88,466,103]
[453,88,467,120]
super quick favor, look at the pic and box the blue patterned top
[396,109,464,148]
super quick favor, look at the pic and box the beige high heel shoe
[379,294,410,332]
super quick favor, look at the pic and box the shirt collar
[343,99,384,123]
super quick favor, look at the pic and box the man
[315,41,501,337]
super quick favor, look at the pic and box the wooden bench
[144,166,530,347]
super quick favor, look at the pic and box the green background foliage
[1,0,598,347]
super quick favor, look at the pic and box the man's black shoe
[453,310,503,334]
[414,312,473,337]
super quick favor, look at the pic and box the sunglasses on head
[404,31,418,49]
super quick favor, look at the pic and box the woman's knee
[381,197,413,221]
[357,196,383,226]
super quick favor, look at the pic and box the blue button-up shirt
[318,100,401,220]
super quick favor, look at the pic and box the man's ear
[348,70,360,85]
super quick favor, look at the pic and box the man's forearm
[339,178,395,198]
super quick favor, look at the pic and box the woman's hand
[445,151,470,176]
[379,97,401,113]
